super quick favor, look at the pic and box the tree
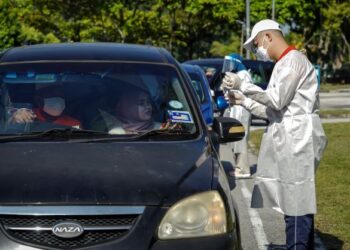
[0,0,23,49]
[1,0,348,66]
[210,33,242,57]
[153,0,245,60]
[318,0,350,68]
[249,0,350,66]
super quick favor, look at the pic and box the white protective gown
[240,50,327,216]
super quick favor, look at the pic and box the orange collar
[277,46,296,61]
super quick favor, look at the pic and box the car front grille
[0,214,139,249]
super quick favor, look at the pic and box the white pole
[246,0,250,59]
[236,20,245,56]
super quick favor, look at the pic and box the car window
[246,62,273,90]
[201,66,217,82]
[0,62,198,138]
[250,63,267,85]
[187,72,206,104]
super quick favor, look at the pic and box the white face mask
[255,36,271,62]
[43,97,65,116]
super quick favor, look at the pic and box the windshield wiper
[0,128,110,142]
[78,128,193,143]
[134,128,192,139]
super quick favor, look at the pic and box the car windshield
[0,62,198,139]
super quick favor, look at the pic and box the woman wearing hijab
[99,85,160,134]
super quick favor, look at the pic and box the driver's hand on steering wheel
[9,108,36,124]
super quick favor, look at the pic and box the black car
[325,64,350,84]
[0,43,244,250]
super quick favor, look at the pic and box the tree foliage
[0,0,23,48]
[0,0,349,66]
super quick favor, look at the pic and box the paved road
[320,91,350,109]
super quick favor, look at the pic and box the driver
[9,84,81,128]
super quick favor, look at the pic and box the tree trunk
[341,32,350,64]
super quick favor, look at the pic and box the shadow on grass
[316,229,344,250]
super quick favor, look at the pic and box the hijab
[115,85,154,133]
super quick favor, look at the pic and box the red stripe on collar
[277,46,296,61]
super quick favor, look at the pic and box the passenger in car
[96,84,161,134]
[9,84,81,128]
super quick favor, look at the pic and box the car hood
[0,138,213,206]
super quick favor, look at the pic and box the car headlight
[158,191,227,239]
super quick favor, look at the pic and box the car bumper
[151,233,238,250]
[0,232,238,250]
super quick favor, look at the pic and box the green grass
[249,128,264,152]
[320,109,350,118]
[320,83,350,92]
[249,123,350,250]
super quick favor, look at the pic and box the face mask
[255,36,271,61]
[43,97,65,116]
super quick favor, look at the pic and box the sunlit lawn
[320,83,350,92]
[320,109,350,118]
[249,123,350,250]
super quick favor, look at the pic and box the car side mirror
[212,116,245,143]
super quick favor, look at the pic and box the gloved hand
[225,90,246,105]
[222,72,241,90]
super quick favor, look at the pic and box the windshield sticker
[168,100,183,110]
[168,110,194,124]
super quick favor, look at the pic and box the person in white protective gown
[223,19,327,250]
[221,53,252,178]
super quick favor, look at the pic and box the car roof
[243,59,275,70]
[0,43,175,64]
[185,58,274,68]
[181,63,204,74]
[184,58,224,66]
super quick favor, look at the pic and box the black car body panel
[0,43,171,64]
[0,140,213,206]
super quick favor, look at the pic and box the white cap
[243,19,282,52]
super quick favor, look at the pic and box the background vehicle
[184,58,275,91]
[185,58,274,125]
[325,64,350,84]
[182,63,214,126]
[0,43,243,250]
